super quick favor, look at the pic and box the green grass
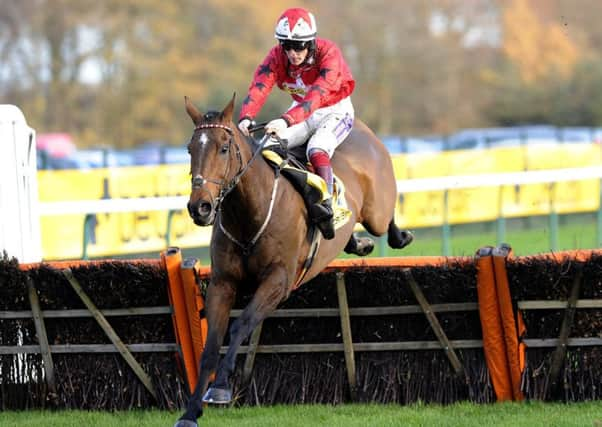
[1,401,601,427]
[96,213,601,264]
[346,213,601,259]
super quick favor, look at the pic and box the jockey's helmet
[274,8,317,42]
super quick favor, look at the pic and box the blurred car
[381,135,444,154]
[36,133,76,158]
[164,146,189,164]
[35,133,88,170]
[131,141,189,165]
[74,148,135,168]
[37,150,89,170]
[443,125,602,151]
[132,140,167,165]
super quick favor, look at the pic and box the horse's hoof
[389,230,413,249]
[202,387,232,404]
[173,420,197,427]
[354,237,374,256]
[344,234,374,256]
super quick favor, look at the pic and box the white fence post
[0,105,42,262]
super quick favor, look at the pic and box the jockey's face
[280,39,310,66]
[282,42,309,65]
[285,47,308,66]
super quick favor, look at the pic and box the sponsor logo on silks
[283,84,307,96]
[284,76,307,96]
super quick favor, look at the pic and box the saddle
[261,145,351,230]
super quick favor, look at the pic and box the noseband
[191,123,240,204]
[190,122,271,218]
[190,124,284,254]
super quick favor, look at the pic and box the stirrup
[310,199,335,240]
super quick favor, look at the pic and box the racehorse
[175,94,412,427]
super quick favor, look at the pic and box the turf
[350,213,601,258]
[1,401,601,427]
[96,212,601,263]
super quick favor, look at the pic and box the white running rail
[38,166,602,217]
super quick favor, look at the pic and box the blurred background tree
[1,0,602,148]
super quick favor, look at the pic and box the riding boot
[309,149,335,240]
[309,198,335,239]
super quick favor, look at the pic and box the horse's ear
[221,93,236,123]
[185,96,203,125]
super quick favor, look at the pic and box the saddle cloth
[262,149,351,230]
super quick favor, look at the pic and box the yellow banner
[38,143,602,260]
[39,165,212,260]
[395,143,601,227]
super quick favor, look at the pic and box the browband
[195,123,233,133]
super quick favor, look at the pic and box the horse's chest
[214,252,270,282]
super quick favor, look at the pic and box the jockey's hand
[265,118,288,137]
[238,118,252,136]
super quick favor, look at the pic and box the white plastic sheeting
[0,105,41,262]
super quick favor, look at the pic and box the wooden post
[403,268,465,376]
[336,271,357,400]
[26,275,58,402]
[545,264,583,397]
[62,268,158,400]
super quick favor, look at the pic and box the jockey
[238,7,355,240]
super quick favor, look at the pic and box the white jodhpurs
[278,96,355,158]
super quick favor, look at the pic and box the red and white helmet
[274,7,317,41]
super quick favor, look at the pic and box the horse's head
[185,94,241,226]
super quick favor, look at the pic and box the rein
[219,171,281,255]
[192,123,269,206]
[192,122,280,254]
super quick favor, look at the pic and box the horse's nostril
[199,202,212,215]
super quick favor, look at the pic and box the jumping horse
[175,94,412,426]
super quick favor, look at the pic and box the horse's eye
[220,144,229,154]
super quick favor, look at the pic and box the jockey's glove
[265,118,288,137]
[238,118,252,136]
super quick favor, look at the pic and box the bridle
[191,123,241,209]
[190,122,278,254]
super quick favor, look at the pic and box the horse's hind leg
[345,220,412,256]
[175,281,236,427]
[344,233,374,256]
[203,269,288,404]
[387,220,413,249]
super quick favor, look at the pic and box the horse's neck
[220,142,276,230]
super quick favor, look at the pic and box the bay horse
[175,94,412,427]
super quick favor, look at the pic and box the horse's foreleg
[204,269,288,404]
[175,281,236,427]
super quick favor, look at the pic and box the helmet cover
[274,8,317,41]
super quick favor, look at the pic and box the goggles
[280,40,309,52]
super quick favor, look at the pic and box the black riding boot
[309,198,335,240]
[308,149,335,240]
